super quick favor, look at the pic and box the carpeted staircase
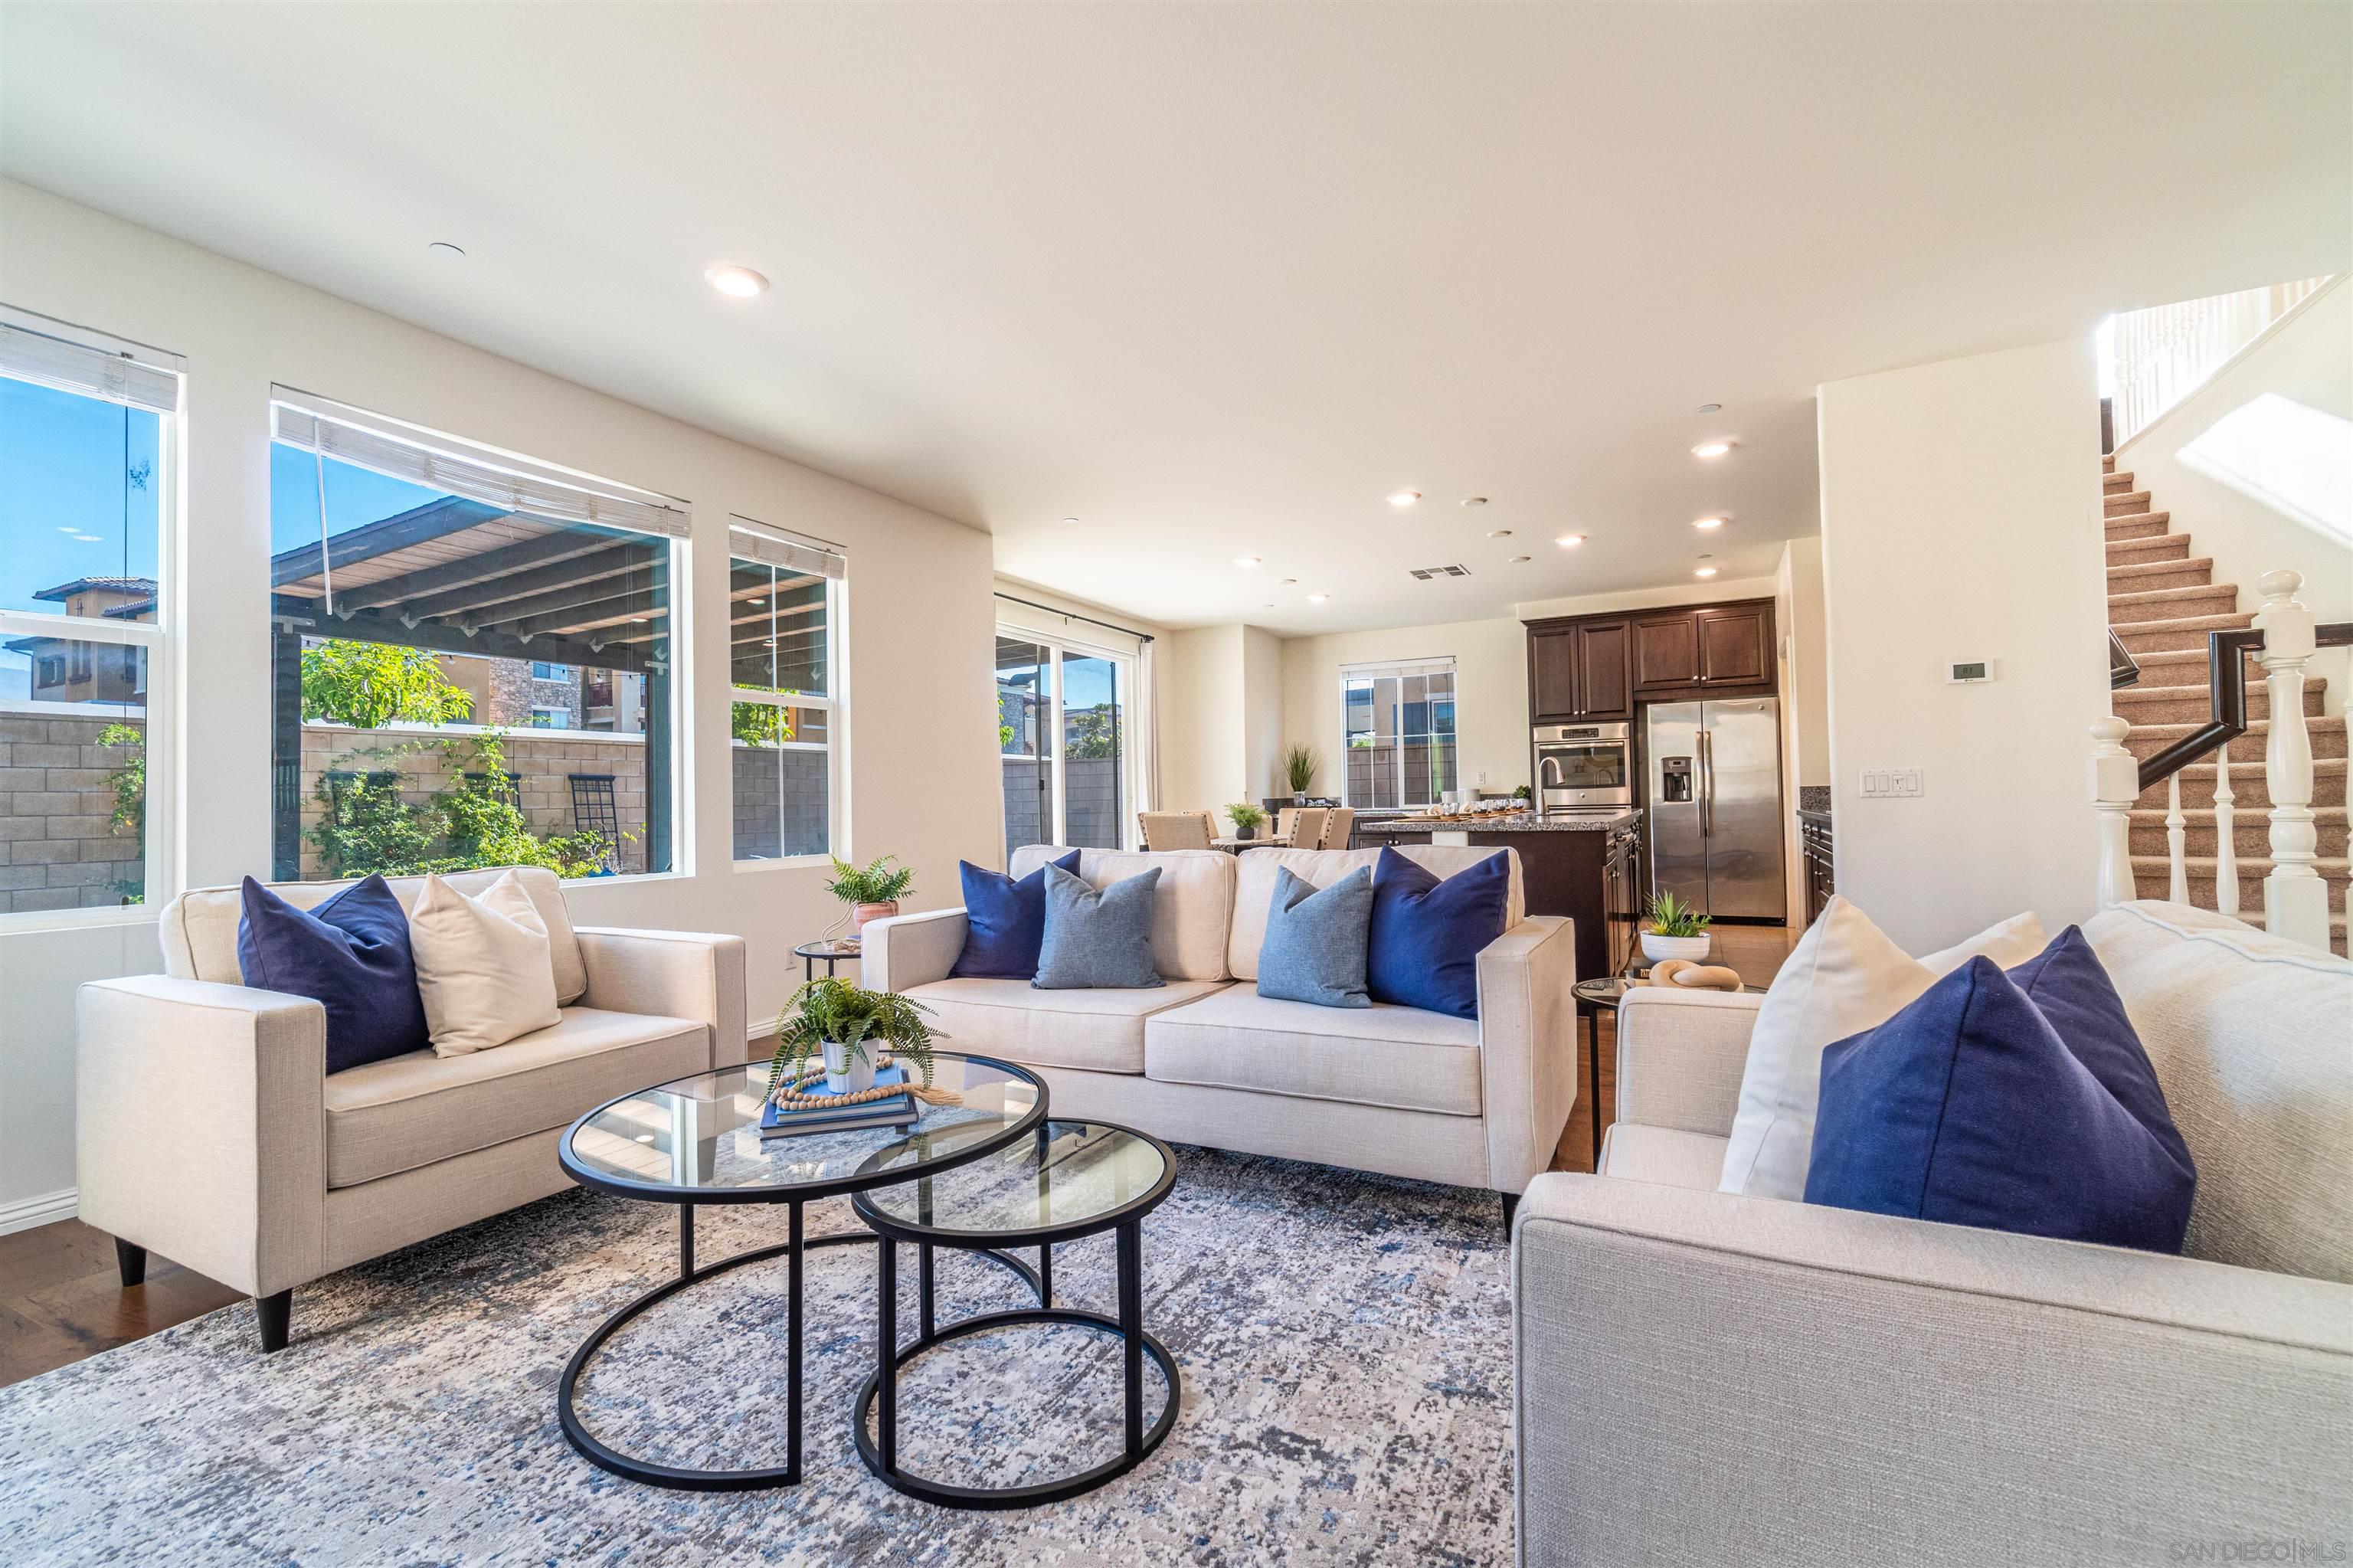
[2105,454,2349,954]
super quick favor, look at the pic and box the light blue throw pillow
[1034,865,1164,990]
[1257,864,1374,1008]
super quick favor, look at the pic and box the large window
[1342,657,1457,809]
[0,315,178,916]
[730,520,843,863]
[997,627,1135,860]
[267,394,686,882]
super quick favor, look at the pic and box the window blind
[728,520,846,581]
[270,398,691,539]
[0,322,179,414]
[1340,656,1455,680]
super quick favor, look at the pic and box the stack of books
[760,1063,918,1139]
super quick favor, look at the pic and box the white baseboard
[0,1186,77,1236]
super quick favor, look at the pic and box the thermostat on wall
[1947,660,1997,684]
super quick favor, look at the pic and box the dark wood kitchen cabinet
[1631,599,1776,697]
[1528,618,1631,722]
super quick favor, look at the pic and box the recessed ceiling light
[1555,534,1587,548]
[634,1133,655,1144]
[427,241,466,260]
[1697,402,1721,414]
[1695,565,1720,578]
[1062,516,1079,525]
[1278,577,1297,585]
[1307,593,1330,604]
[1461,497,1488,507]
[1691,440,1735,459]
[1387,490,1420,507]
[1486,529,1513,538]
[705,264,769,298]
[1694,516,1727,530]
[1235,555,1261,569]
[1508,555,1531,564]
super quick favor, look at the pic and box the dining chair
[1275,807,1301,843]
[1318,807,1354,849]
[1289,807,1329,852]
[1138,810,1216,851]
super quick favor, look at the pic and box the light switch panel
[1860,769,1925,798]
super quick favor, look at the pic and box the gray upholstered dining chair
[1137,810,1216,851]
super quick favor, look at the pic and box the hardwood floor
[1550,921,1799,1175]
[0,1219,242,1388]
[1,921,1799,1388]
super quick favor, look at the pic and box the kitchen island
[1359,809,1643,982]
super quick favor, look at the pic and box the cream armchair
[1511,902,2353,1564]
[77,868,745,1352]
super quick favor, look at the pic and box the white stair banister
[2253,570,2328,951]
[2211,738,2238,919]
[2090,717,2139,908]
[2165,773,2188,904]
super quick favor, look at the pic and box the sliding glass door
[997,630,1132,859]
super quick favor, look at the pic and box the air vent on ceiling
[1408,564,1472,581]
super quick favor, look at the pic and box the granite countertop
[1797,785,1832,814]
[1360,808,1642,834]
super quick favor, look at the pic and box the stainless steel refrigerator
[1645,697,1787,921]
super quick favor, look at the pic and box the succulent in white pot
[1639,891,1713,964]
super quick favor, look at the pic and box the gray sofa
[1513,900,2353,1564]
[76,867,747,1350]
[863,843,1578,1210]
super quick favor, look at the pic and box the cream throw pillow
[408,870,562,1056]
[1716,897,2047,1200]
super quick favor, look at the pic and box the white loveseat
[76,867,747,1351]
[862,844,1578,1212]
[1512,900,2353,1565]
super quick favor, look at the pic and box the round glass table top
[855,1120,1174,1242]
[560,1052,1045,1203]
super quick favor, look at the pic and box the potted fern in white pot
[769,977,942,1097]
[1640,891,1712,964]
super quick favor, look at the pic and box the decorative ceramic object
[1641,931,1711,964]
[823,1038,877,1095]
[851,899,899,932]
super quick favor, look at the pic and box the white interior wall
[1278,614,1533,800]
[1240,626,1285,804]
[1818,336,2110,954]
[2116,277,2352,718]
[0,181,1001,1225]
[1773,536,1831,920]
[1157,624,1245,814]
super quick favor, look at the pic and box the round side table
[849,1119,1182,1510]
[793,937,861,984]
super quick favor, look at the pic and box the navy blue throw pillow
[1364,847,1510,1020]
[236,875,430,1074]
[1804,928,2196,1252]
[951,849,1082,979]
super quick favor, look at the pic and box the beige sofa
[76,867,747,1351]
[1514,900,2353,1565]
[862,844,1577,1213]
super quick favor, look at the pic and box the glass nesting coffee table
[851,1119,1182,1509]
[555,1052,1047,1491]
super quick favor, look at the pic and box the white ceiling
[2,3,2346,634]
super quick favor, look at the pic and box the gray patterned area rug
[0,1150,1514,1566]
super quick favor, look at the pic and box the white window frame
[269,387,692,884]
[728,519,845,869]
[995,624,1145,853]
[0,308,183,931]
[1340,656,1459,810]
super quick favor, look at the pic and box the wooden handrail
[2132,621,2351,793]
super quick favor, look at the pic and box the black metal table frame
[848,1123,1182,1510]
[793,939,859,985]
[552,1052,1049,1492]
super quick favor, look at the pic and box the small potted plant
[1512,784,1533,804]
[825,853,915,932]
[1641,891,1713,964]
[1283,743,1320,804]
[1225,802,1268,842]
[769,976,943,1097]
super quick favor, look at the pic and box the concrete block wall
[0,710,145,914]
[731,743,830,859]
[298,725,651,877]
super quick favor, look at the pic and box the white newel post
[2253,570,2328,951]
[2090,717,2139,908]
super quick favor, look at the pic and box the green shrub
[301,642,473,730]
